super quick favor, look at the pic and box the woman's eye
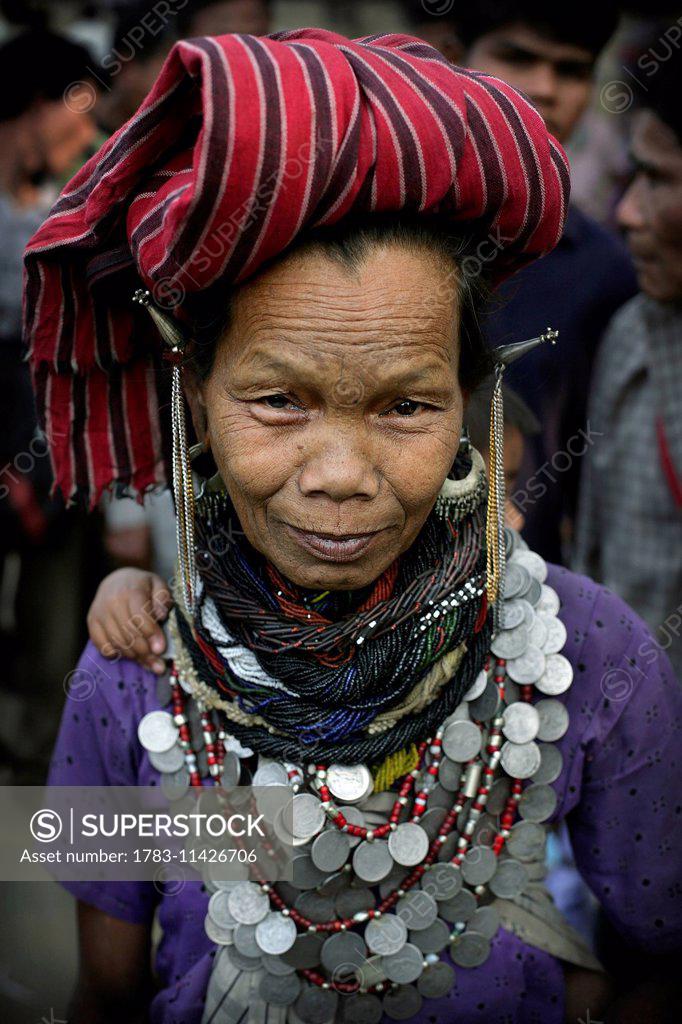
[260,394,297,409]
[390,399,421,416]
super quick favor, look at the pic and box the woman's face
[195,242,465,590]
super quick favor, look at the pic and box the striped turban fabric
[23,28,569,507]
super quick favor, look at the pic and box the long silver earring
[487,327,558,631]
[133,289,197,617]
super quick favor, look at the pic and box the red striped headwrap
[23,28,569,507]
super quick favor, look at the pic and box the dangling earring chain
[171,361,196,616]
[133,288,196,616]
[486,363,506,630]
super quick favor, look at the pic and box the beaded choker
[172,445,492,766]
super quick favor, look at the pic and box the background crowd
[0,1,680,1020]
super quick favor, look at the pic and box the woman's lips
[283,523,381,562]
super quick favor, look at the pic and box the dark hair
[186,213,495,394]
[628,36,682,143]
[450,2,619,58]
[0,30,96,120]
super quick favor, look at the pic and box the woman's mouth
[283,524,382,562]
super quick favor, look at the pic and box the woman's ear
[184,368,211,450]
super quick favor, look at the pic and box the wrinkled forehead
[221,244,462,374]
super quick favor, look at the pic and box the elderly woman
[24,28,680,1024]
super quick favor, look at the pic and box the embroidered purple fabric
[47,566,682,1023]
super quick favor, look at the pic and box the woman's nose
[297,432,380,503]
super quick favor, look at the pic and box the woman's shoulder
[544,563,680,818]
[546,562,665,676]
[48,642,162,787]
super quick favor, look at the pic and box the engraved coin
[365,913,408,955]
[382,984,423,1020]
[291,794,326,839]
[295,983,339,1024]
[502,702,540,744]
[259,970,301,1006]
[221,750,242,789]
[326,764,372,804]
[227,881,270,925]
[234,922,261,958]
[442,720,482,762]
[419,806,448,842]
[436,832,458,863]
[468,679,501,720]
[379,865,410,899]
[504,526,518,557]
[417,959,455,998]
[281,932,324,970]
[356,954,387,989]
[137,710,177,753]
[463,667,488,702]
[311,829,351,873]
[489,857,528,898]
[253,761,289,786]
[335,885,374,919]
[438,757,463,792]
[340,993,383,1024]
[395,889,438,930]
[536,584,560,616]
[292,854,328,890]
[499,599,525,630]
[506,644,546,684]
[470,904,500,940]
[226,946,262,971]
[500,739,541,779]
[255,911,298,955]
[512,550,547,583]
[352,838,394,883]
[491,624,530,660]
[518,783,558,823]
[486,777,511,815]
[450,930,491,967]
[539,615,567,654]
[437,888,477,923]
[503,562,528,599]
[382,942,424,984]
[337,805,366,848]
[294,891,336,924]
[535,698,569,741]
[262,951,297,976]
[506,820,546,862]
[527,614,548,650]
[388,822,430,867]
[525,577,542,607]
[317,870,349,899]
[532,743,563,784]
[160,766,189,801]
[409,917,450,954]
[208,889,239,930]
[536,653,573,696]
[203,913,234,946]
[461,845,497,885]
[320,930,367,974]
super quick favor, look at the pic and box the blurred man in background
[574,49,682,680]
[0,30,102,779]
[417,2,638,566]
[178,0,271,37]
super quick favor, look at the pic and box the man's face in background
[465,22,595,143]
[617,110,682,303]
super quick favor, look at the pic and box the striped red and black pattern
[23,28,569,507]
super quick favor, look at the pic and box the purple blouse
[48,565,682,1023]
